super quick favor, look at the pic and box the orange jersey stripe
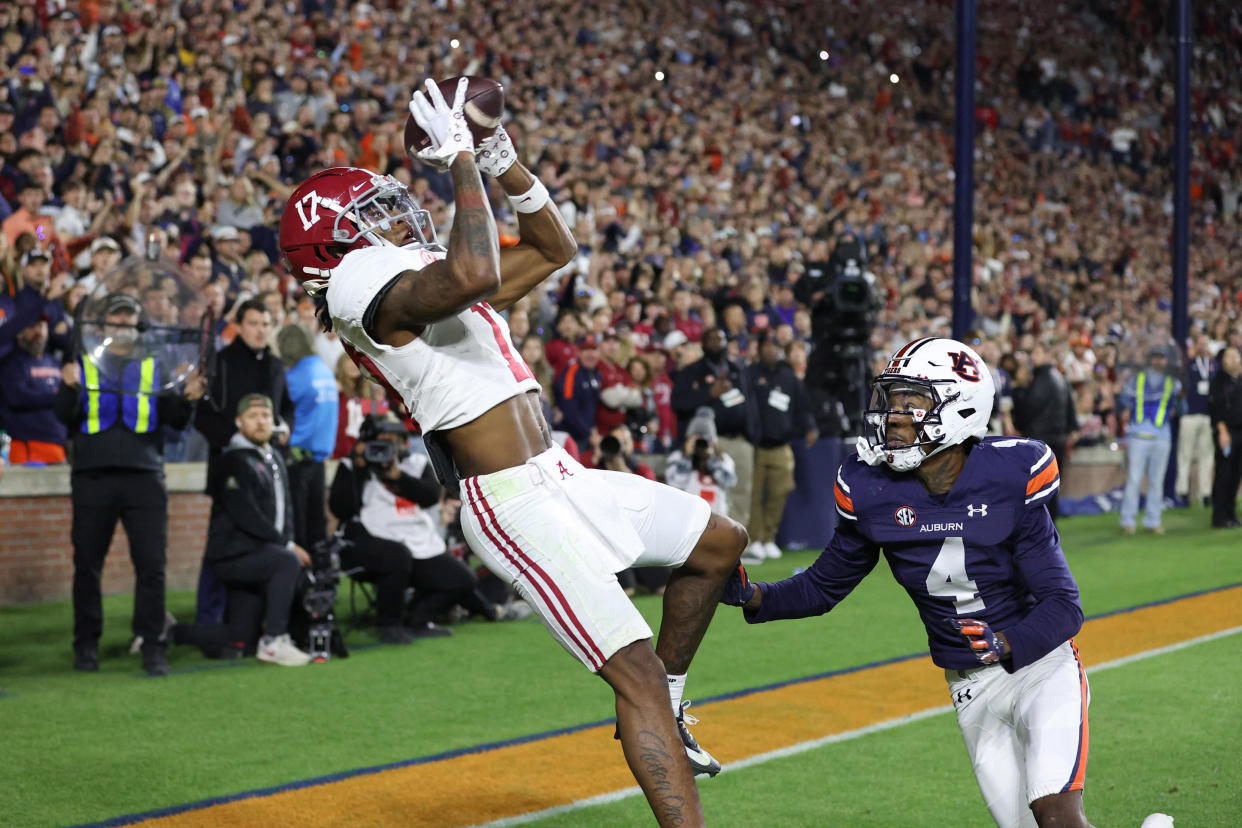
[834,483,854,513]
[1066,638,1090,791]
[1026,456,1060,496]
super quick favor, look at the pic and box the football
[404,75,505,158]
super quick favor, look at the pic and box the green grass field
[2,507,1240,827]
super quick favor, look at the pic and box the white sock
[667,673,687,716]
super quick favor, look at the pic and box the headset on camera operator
[328,413,530,645]
[664,407,738,517]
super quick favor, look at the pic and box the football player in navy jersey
[723,337,1099,828]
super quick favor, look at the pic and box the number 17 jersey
[326,244,539,433]
[751,437,1083,672]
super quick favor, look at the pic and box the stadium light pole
[951,0,977,341]
[1172,0,1191,352]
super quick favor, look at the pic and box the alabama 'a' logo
[894,506,918,527]
[947,351,982,382]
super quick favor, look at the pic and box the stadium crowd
[2,0,1242,661]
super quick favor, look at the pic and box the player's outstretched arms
[373,159,500,334]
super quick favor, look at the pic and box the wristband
[508,179,550,214]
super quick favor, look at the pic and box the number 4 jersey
[326,244,539,433]
[750,437,1083,672]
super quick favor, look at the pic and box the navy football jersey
[752,437,1083,671]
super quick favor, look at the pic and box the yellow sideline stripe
[139,587,1242,828]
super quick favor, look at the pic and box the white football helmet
[856,337,995,471]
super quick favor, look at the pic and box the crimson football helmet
[857,337,995,471]
[278,167,437,296]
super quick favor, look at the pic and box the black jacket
[205,434,294,562]
[671,355,759,441]
[1012,364,1078,440]
[54,358,193,473]
[1208,371,1242,432]
[746,359,816,448]
[196,339,295,451]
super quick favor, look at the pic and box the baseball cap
[21,249,50,266]
[90,236,121,254]
[661,330,689,350]
[576,334,600,349]
[211,225,240,241]
[236,393,273,416]
[685,407,718,443]
[190,106,210,120]
[602,328,620,341]
[103,293,142,315]
[0,102,14,116]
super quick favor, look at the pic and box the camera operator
[586,424,656,480]
[329,414,529,645]
[664,407,738,519]
[195,393,313,667]
[799,233,879,436]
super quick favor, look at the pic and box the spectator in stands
[745,331,817,562]
[328,414,529,644]
[209,225,246,295]
[1177,334,1217,508]
[1208,346,1242,529]
[554,333,602,448]
[331,352,390,460]
[666,407,738,522]
[0,315,66,464]
[545,308,581,377]
[672,328,758,528]
[202,393,313,666]
[55,293,206,676]
[1011,342,1078,520]
[277,323,338,549]
[76,236,122,294]
[3,180,58,249]
[1118,347,1186,535]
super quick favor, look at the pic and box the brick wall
[0,491,211,605]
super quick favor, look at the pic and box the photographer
[328,414,528,645]
[664,407,738,518]
[586,424,656,480]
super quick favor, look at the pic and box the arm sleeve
[1000,506,1084,672]
[328,462,361,522]
[53,378,82,426]
[670,365,712,417]
[710,451,737,488]
[216,453,286,545]
[385,462,441,508]
[663,452,694,490]
[748,518,881,622]
[157,394,193,431]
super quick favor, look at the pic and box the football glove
[720,563,756,607]
[949,618,1007,664]
[408,77,475,171]
[475,124,517,178]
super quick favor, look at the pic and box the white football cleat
[763,541,783,559]
[1140,815,1174,828]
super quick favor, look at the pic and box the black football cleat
[677,701,721,777]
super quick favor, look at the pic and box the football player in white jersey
[279,78,747,828]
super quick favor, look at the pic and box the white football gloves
[475,125,517,178]
[408,77,474,171]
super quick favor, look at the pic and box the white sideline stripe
[470,626,1242,828]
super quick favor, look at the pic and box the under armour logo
[955,688,973,705]
[556,461,573,480]
[967,504,988,517]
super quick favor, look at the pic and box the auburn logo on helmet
[948,351,981,382]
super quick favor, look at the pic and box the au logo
[894,506,918,527]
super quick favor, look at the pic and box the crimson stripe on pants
[464,477,606,669]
